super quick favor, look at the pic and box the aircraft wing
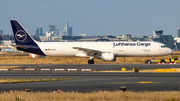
[73,47,106,54]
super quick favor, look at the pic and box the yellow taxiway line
[106,81,180,84]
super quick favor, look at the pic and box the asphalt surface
[1,64,180,70]
[0,64,180,92]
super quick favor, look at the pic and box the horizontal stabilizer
[9,44,27,48]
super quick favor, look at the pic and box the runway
[0,72,180,92]
[0,64,180,92]
[1,64,180,70]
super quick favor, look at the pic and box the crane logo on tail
[15,30,27,42]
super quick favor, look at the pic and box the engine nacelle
[100,52,116,61]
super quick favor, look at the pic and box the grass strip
[0,51,179,64]
[0,66,23,69]
[0,78,75,84]
[0,53,179,64]
[0,90,180,101]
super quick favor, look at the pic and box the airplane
[10,20,173,64]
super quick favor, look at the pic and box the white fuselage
[10,20,173,64]
[36,41,173,57]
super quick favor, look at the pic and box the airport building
[174,27,180,50]
[0,35,15,45]
[0,40,14,45]
[132,36,150,41]
[153,30,174,49]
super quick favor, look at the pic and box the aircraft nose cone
[167,48,173,54]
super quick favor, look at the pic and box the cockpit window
[161,45,168,48]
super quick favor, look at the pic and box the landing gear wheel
[145,60,151,64]
[147,60,151,64]
[88,59,94,64]
[160,59,165,63]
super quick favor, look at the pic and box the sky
[0,0,180,37]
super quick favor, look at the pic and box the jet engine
[100,52,116,61]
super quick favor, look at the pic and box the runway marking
[137,81,153,84]
[82,77,143,81]
[106,81,180,84]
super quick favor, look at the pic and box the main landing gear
[88,58,94,64]
[88,59,94,64]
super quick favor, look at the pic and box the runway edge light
[120,86,126,92]
[25,87,30,92]
[53,88,62,93]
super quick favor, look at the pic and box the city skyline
[1,0,180,37]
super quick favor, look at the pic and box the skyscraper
[64,19,69,36]
[68,27,73,36]
[63,18,73,36]
[49,25,55,32]
[0,29,3,35]
[35,23,43,37]
[177,27,180,38]
[48,23,59,37]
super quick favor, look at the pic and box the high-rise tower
[47,22,59,37]
[64,18,69,36]
[177,27,180,38]
[68,27,73,36]
[0,29,3,35]
[35,23,43,37]
[63,18,73,36]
